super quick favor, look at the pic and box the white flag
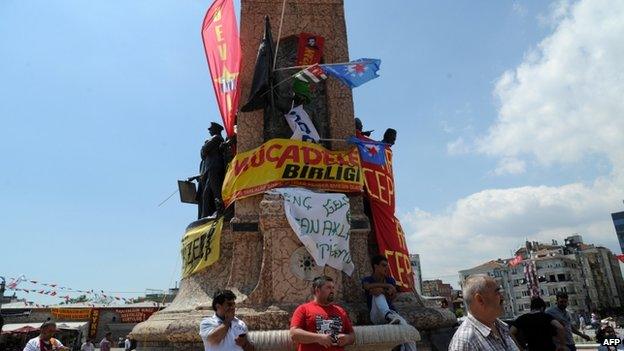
[284,105,320,143]
[269,187,354,276]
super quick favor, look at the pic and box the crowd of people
[448,274,621,351]
[199,255,413,351]
[6,258,621,350]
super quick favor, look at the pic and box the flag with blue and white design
[348,136,386,166]
[321,58,381,88]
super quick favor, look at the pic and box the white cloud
[512,2,528,17]
[446,137,471,155]
[402,177,621,286]
[492,157,526,175]
[406,0,624,285]
[478,0,624,171]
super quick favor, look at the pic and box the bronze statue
[220,126,237,167]
[198,122,226,218]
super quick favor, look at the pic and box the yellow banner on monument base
[222,139,363,207]
[181,217,223,278]
[50,308,92,320]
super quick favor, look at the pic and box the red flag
[616,254,624,263]
[509,255,523,267]
[202,0,241,137]
[356,136,413,292]
[296,33,324,66]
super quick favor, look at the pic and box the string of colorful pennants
[6,276,134,304]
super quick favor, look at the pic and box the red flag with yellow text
[202,0,240,137]
[358,136,414,292]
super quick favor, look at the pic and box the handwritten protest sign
[269,188,353,275]
[181,217,223,278]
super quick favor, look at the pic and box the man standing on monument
[290,276,355,350]
[382,128,396,146]
[199,289,255,351]
[362,255,417,351]
[199,122,225,218]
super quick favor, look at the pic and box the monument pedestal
[132,194,455,349]
[132,0,456,348]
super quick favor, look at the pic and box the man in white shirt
[23,321,69,351]
[124,335,132,350]
[199,289,254,351]
[449,274,519,351]
[80,338,95,351]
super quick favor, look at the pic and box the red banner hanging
[616,254,624,263]
[114,308,159,323]
[359,141,413,292]
[296,33,324,66]
[201,0,241,137]
[88,308,100,340]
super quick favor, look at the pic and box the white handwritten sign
[269,187,354,275]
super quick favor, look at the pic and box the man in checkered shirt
[449,274,520,350]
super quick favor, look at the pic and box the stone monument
[131,1,456,350]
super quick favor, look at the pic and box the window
[557,274,566,281]
[549,275,556,282]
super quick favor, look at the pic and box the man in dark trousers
[199,122,225,218]
[510,296,566,351]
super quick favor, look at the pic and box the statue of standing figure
[197,122,225,218]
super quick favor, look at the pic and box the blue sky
[2,0,623,303]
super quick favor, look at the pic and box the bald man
[449,274,519,350]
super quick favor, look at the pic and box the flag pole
[273,0,287,71]
[274,59,376,72]
[269,20,278,127]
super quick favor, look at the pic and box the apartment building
[458,235,623,318]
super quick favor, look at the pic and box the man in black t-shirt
[511,296,566,351]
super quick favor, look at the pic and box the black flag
[241,16,275,112]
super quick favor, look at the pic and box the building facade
[612,211,624,254]
[458,235,624,318]
[458,260,516,319]
[410,254,423,295]
[421,279,453,303]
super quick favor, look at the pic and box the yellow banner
[181,217,223,278]
[222,139,363,207]
[50,308,92,320]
